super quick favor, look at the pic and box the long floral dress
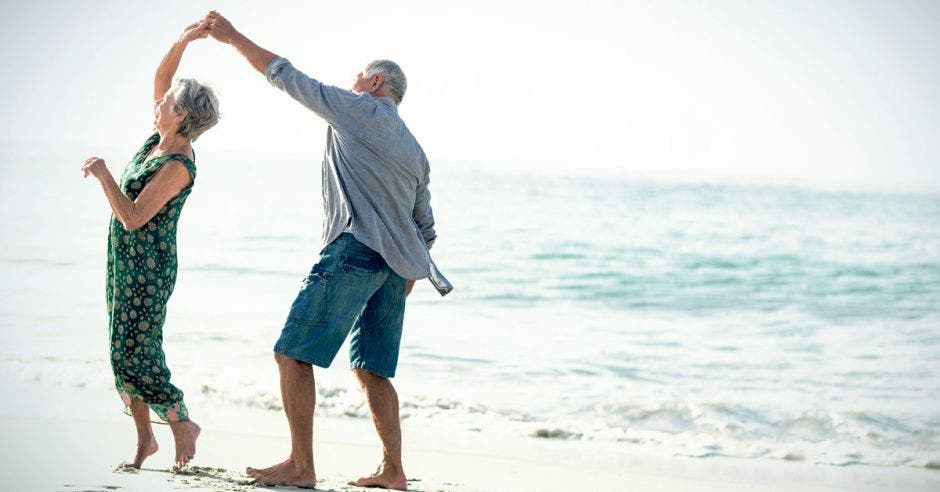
[106,133,196,422]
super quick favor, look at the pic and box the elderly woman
[81,21,219,470]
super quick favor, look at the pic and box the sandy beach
[1,382,936,492]
[3,1,940,491]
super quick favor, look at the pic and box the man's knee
[275,352,310,368]
[353,367,386,386]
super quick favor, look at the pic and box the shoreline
[2,382,938,491]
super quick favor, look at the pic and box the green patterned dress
[106,133,196,422]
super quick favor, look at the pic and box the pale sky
[1,0,938,188]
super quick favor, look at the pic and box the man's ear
[371,73,384,90]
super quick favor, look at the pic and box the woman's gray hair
[365,59,407,104]
[171,78,220,142]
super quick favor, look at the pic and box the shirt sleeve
[265,57,362,127]
[413,153,437,249]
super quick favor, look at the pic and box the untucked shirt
[266,57,436,280]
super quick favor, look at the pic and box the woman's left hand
[180,20,210,44]
[82,157,108,179]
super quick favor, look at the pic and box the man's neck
[369,88,398,105]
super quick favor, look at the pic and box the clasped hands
[176,11,238,46]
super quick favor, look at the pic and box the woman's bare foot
[168,420,201,470]
[117,434,158,469]
[348,462,407,490]
[246,459,317,488]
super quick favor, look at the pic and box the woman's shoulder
[158,149,197,181]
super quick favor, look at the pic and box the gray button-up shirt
[266,57,436,280]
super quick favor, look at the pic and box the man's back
[266,57,436,280]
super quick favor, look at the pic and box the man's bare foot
[348,462,407,491]
[117,435,158,469]
[245,459,289,479]
[246,459,317,488]
[168,420,201,470]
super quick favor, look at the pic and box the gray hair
[365,59,407,104]
[171,78,220,142]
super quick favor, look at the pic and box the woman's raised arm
[153,21,210,102]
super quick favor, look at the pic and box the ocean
[2,147,939,470]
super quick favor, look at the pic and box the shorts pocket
[286,266,332,325]
[306,264,334,285]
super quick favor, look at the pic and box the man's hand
[205,11,238,44]
[180,20,210,44]
[405,280,416,297]
[201,11,277,75]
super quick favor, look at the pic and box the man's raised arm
[204,11,358,127]
[205,11,277,74]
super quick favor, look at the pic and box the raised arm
[205,11,277,75]
[82,157,192,231]
[153,21,210,102]
[204,11,357,126]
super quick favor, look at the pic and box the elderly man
[205,11,438,490]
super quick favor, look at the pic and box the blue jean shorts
[274,233,407,378]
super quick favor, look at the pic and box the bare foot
[117,434,158,469]
[246,459,317,488]
[245,459,288,479]
[169,420,201,470]
[348,462,407,491]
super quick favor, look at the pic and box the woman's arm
[154,21,210,102]
[82,157,192,231]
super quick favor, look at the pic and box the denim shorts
[274,233,407,378]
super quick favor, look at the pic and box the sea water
[1,147,939,469]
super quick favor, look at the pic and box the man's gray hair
[172,78,220,142]
[365,59,407,104]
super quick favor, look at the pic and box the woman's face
[154,90,183,131]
